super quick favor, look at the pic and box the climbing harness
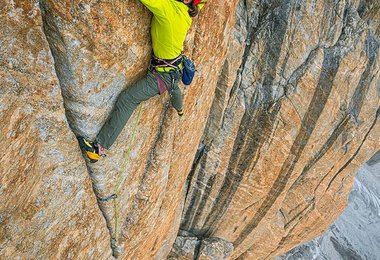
[152,70,168,95]
[149,52,196,88]
[149,53,184,73]
[152,67,182,98]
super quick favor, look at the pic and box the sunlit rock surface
[277,154,380,260]
[39,0,239,258]
[0,1,110,258]
[1,0,379,259]
[179,0,380,259]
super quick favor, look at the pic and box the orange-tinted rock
[0,0,110,258]
[1,0,379,259]
[39,0,240,258]
[179,0,379,259]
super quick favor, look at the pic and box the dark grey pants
[96,70,182,149]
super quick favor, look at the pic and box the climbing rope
[109,104,143,256]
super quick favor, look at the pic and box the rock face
[168,233,233,260]
[0,0,110,259]
[277,156,380,260]
[178,0,380,259]
[1,0,379,260]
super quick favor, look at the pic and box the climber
[78,0,205,163]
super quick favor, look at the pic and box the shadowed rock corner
[168,231,233,260]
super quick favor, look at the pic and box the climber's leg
[96,73,159,149]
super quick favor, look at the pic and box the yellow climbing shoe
[77,136,100,163]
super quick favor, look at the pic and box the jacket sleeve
[139,0,167,17]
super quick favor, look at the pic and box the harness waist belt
[155,62,183,72]
[150,53,183,72]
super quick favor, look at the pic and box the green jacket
[140,0,192,59]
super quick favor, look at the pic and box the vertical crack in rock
[182,143,206,212]
[181,149,213,231]
[193,238,203,260]
[39,1,80,133]
[38,0,115,252]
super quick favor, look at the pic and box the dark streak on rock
[188,174,217,236]
[351,33,379,118]
[291,32,378,191]
[200,98,281,238]
[203,61,230,144]
[198,0,292,238]
[287,47,319,88]
[180,59,231,231]
[180,144,207,231]
[180,0,254,231]
[284,198,315,230]
[180,0,282,235]
[292,33,378,187]
[233,45,342,247]
[326,106,380,191]
[267,30,380,260]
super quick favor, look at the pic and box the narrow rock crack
[38,0,115,254]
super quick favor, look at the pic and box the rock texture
[38,0,239,258]
[179,0,380,259]
[1,0,379,259]
[277,156,380,260]
[0,0,110,259]
[168,232,233,260]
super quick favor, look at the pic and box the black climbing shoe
[77,136,100,163]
